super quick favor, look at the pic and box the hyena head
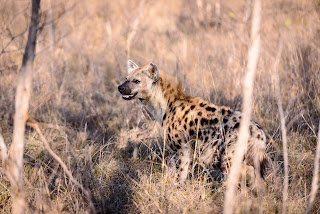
[118,60,160,101]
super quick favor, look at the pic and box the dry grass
[0,0,320,213]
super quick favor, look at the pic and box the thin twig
[306,122,320,213]
[223,0,261,213]
[0,28,28,57]
[272,42,289,214]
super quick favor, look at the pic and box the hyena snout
[118,81,131,94]
[118,81,138,100]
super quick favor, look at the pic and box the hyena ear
[147,63,160,83]
[127,60,139,74]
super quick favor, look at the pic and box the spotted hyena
[118,60,269,186]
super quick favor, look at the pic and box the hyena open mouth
[121,92,138,100]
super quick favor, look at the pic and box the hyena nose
[118,85,125,93]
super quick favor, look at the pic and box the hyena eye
[133,79,140,84]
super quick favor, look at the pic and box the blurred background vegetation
[0,0,320,213]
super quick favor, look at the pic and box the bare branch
[272,42,289,214]
[26,119,95,212]
[223,0,261,213]
[306,122,320,214]
[0,28,28,57]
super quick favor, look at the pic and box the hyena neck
[141,70,190,124]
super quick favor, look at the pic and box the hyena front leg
[177,145,192,182]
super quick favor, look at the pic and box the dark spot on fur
[185,117,188,123]
[184,125,187,130]
[175,134,178,138]
[170,89,174,93]
[181,106,185,110]
[223,118,228,123]
[189,121,194,127]
[198,131,202,138]
[195,118,198,125]
[167,134,171,142]
[200,103,205,107]
[198,112,202,116]
[201,118,208,126]
[221,109,226,115]
[206,106,216,112]
[190,129,195,136]
[178,139,181,143]
[172,123,175,129]
[176,143,181,150]
[209,118,218,125]
[257,134,261,139]
[163,113,167,121]
[168,127,171,133]
[234,123,240,129]
[203,130,207,135]
[256,123,263,130]
[205,136,209,142]
[169,102,173,109]
[183,109,190,118]
[179,120,182,125]
[191,105,195,110]
[167,83,171,88]
[224,125,229,132]
[177,159,181,165]
[232,117,237,122]
[227,110,232,114]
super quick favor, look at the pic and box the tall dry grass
[0,0,320,213]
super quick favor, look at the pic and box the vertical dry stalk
[223,0,261,213]
[126,0,145,59]
[48,0,55,50]
[306,122,320,213]
[272,42,289,214]
[2,0,40,213]
[215,0,221,29]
